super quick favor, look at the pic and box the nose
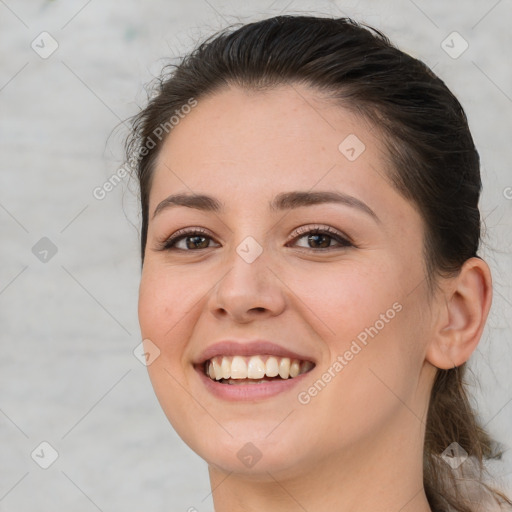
[208,242,287,324]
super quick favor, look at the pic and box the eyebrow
[152,190,380,223]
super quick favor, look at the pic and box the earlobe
[425,257,493,370]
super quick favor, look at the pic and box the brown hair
[125,14,512,512]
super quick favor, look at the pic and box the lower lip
[194,365,313,401]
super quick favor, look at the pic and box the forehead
[149,84,401,219]
[156,84,376,164]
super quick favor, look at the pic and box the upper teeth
[205,355,314,380]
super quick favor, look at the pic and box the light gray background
[1,1,511,510]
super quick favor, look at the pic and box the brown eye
[290,226,353,251]
[159,228,220,251]
[180,234,210,250]
[158,225,353,252]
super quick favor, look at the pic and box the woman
[125,14,512,511]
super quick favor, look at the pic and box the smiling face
[138,83,439,480]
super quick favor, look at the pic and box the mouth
[200,355,316,385]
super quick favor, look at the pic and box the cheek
[293,260,403,351]
[138,261,189,329]
[292,259,425,418]
[138,264,190,367]
[138,272,165,341]
[138,266,201,439]
[296,305,424,451]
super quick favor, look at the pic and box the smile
[204,355,315,384]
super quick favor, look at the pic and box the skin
[137,83,492,512]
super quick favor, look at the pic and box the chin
[175,419,313,478]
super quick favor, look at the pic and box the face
[138,84,438,479]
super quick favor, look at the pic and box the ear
[425,257,493,369]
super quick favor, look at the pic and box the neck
[208,415,433,512]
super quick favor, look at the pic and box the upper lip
[194,340,316,365]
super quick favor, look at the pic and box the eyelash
[157,225,354,253]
